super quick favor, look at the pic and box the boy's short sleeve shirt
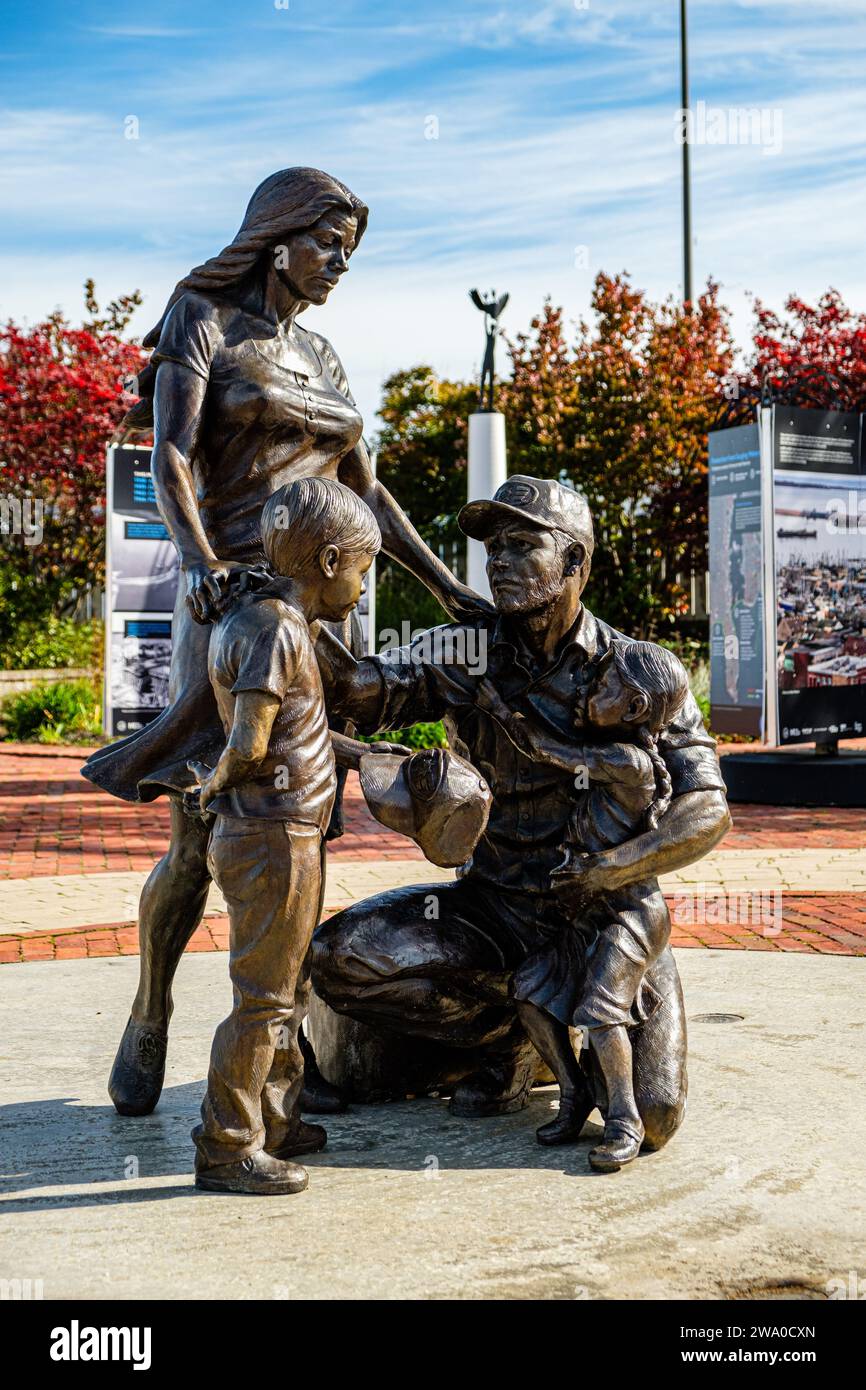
[208,594,336,827]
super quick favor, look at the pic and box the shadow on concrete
[0,1081,611,1211]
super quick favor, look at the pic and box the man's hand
[551,849,621,900]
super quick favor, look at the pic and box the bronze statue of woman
[83,167,485,1117]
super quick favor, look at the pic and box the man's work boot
[449,1052,535,1118]
[266,1119,327,1160]
[195,1150,309,1196]
[535,1089,594,1147]
[299,1029,348,1114]
[108,1017,168,1117]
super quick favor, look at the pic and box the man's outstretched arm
[558,788,732,896]
[315,624,446,734]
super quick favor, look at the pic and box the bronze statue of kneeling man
[310,476,731,1166]
[188,477,383,1195]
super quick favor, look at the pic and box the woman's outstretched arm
[338,439,493,623]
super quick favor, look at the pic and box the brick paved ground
[1,744,864,962]
[0,745,420,877]
[1,891,865,964]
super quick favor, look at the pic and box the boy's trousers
[193,814,325,1168]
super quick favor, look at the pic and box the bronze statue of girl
[83,167,485,1117]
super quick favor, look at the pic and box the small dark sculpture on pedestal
[470,287,509,412]
[310,475,731,1168]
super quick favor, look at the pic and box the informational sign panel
[104,444,378,735]
[708,423,764,736]
[104,445,177,736]
[771,407,865,746]
[108,614,172,736]
[709,407,866,747]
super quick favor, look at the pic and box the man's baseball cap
[459,474,594,553]
[359,747,492,869]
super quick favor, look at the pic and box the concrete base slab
[0,950,863,1301]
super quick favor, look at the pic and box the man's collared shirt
[345,605,724,898]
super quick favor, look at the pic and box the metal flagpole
[679,0,693,306]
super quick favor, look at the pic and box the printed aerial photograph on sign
[773,409,866,743]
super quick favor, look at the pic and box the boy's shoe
[108,1017,167,1116]
[589,1119,644,1172]
[266,1119,327,1159]
[195,1150,309,1195]
[536,1092,594,1147]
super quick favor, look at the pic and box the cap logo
[407,749,445,801]
[498,480,538,507]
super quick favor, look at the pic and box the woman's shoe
[108,1017,168,1116]
[589,1118,644,1172]
[536,1092,593,1146]
[266,1119,327,1159]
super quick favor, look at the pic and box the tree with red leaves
[745,289,866,412]
[501,274,735,635]
[0,283,145,641]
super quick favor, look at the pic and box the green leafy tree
[373,366,476,634]
[501,275,735,635]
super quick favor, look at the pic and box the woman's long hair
[121,167,368,435]
[609,639,690,831]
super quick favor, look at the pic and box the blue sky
[2,0,865,429]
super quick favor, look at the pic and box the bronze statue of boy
[188,476,381,1195]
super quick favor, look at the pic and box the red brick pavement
[0,745,422,877]
[1,745,865,963]
[2,745,866,880]
[1,893,865,964]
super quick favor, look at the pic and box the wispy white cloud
[1,0,865,431]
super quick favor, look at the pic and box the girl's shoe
[589,1118,644,1172]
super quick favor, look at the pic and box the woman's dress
[83,289,364,802]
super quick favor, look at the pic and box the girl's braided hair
[609,639,690,830]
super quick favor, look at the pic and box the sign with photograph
[104,445,177,735]
[708,423,764,736]
[771,407,865,746]
[708,407,866,747]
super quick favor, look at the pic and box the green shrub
[0,618,103,671]
[0,678,101,743]
[360,721,448,750]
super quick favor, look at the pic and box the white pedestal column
[467,410,507,599]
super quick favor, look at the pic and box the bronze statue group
[84,169,729,1196]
